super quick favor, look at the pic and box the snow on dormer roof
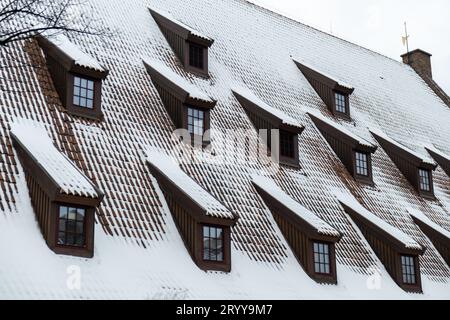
[233,86,303,131]
[336,192,423,251]
[147,151,235,220]
[143,58,215,105]
[10,119,101,199]
[40,34,106,73]
[253,175,341,238]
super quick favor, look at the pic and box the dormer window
[355,151,369,177]
[36,35,108,120]
[313,242,331,275]
[280,130,295,159]
[401,255,417,285]
[335,92,348,114]
[308,112,377,185]
[73,76,95,109]
[371,130,437,199]
[189,43,205,70]
[147,152,238,272]
[203,225,224,262]
[143,59,216,146]
[149,8,214,77]
[337,194,425,293]
[294,60,354,119]
[10,120,104,258]
[187,107,205,137]
[419,169,431,192]
[58,205,87,247]
[232,87,304,168]
[253,176,341,284]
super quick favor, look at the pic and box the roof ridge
[242,0,406,67]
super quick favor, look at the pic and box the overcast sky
[248,0,450,94]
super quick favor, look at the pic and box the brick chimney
[401,49,433,78]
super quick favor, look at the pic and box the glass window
[203,226,224,262]
[189,43,204,69]
[355,152,369,176]
[187,107,205,136]
[335,92,347,114]
[401,255,416,284]
[280,130,295,158]
[419,169,431,192]
[58,205,86,247]
[313,242,331,274]
[73,76,95,109]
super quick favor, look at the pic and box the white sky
[248,0,450,94]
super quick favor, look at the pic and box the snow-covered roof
[147,151,235,220]
[253,176,340,237]
[149,7,214,44]
[10,120,101,199]
[143,57,214,104]
[336,193,423,251]
[370,128,436,166]
[293,59,354,91]
[0,0,449,299]
[43,34,106,72]
[408,208,450,240]
[308,111,376,149]
[233,86,303,129]
[424,144,450,162]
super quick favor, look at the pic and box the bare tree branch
[0,0,110,47]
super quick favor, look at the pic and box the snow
[308,110,375,148]
[10,119,100,199]
[149,7,213,43]
[45,34,106,72]
[232,86,302,129]
[335,192,423,251]
[147,150,235,220]
[424,144,450,161]
[0,0,449,300]
[370,128,436,166]
[293,59,354,90]
[407,208,450,240]
[143,57,214,103]
[252,175,341,237]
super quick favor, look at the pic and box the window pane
[57,205,87,247]
[59,206,68,218]
[203,226,224,262]
[313,242,331,275]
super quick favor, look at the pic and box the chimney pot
[401,49,433,79]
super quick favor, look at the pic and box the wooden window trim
[52,202,95,258]
[185,41,209,77]
[199,223,230,271]
[418,168,435,199]
[333,90,351,120]
[397,254,422,293]
[66,73,104,120]
[311,241,337,283]
[185,105,210,147]
[353,150,374,185]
